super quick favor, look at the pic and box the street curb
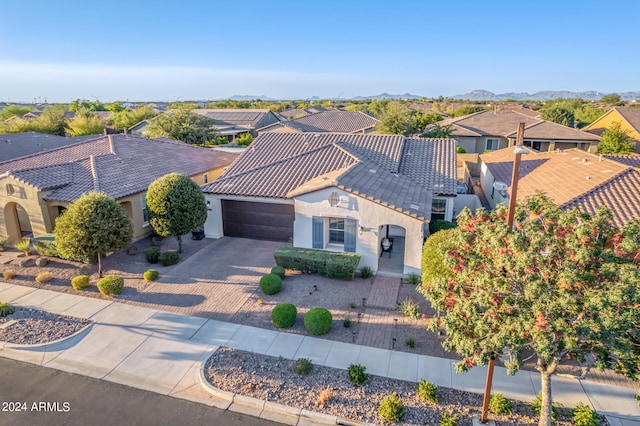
[199,359,368,425]
[0,322,93,351]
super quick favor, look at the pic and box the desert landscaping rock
[204,347,574,426]
[0,307,90,344]
[19,257,35,267]
[35,257,49,267]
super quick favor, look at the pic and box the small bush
[417,380,438,403]
[159,251,180,266]
[14,238,31,255]
[97,275,124,296]
[347,364,368,386]
[0,302,14,317]
[404,272,420,284]
[428,219,457,235]
[35,271,53,283]
[304,307,332,335]
[572,403,600,426]
[143,269,159,281]
[294,358,313,375]
[274,247,360,279]
[315,388,333,407]
[456,147,467,154]
[405,337,416,348]
[399,297,420,319]
[360,266,373,279]
[636,391,640,406]
[343,315,352,328]
[532,392,560,421]
[489,392,512,414]
[0,237,7,251]
[144,247,161,264]
[271,303,297,328]
[3,269,17,280]
[439,413,459,426]
[378,393,404,423]
[260,274,283,295]
[270,265,285,279]
[33,241,59,257]
[71,275,90,290]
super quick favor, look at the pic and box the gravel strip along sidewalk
[204,347,575,426]
[0,307,90,344]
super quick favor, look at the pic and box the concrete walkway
[0,282,639,425]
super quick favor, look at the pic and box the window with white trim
[328,218,345,244]
[485,138,499,151]
[431,198,447,220]
[140,194,149,224]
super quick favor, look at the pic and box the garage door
[221,200,294,242]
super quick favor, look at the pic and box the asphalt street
[0,357,281,426]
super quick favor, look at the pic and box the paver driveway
[122,237,285,321]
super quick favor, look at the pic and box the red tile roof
[481,147,640,228]
[3,134,238,202]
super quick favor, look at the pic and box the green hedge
[274,247,360,280]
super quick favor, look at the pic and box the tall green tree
[374,101,415,135]
[145,109,219,144]
[540,104,575,127]
[109,106,157,130]
[420,193,640,426]
[66,113,107,136]
[0,105,32,121]
[597,122,635,154]
[424,123,453,138]
[146,173,207,253]
[54,192,133,277]
[600,93,625,106]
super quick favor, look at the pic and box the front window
[524,140,542,151]
[431,199,446,220]
[141,194,148,224]
[328,218,345,244]
[203,173,209,184]
[485,138,499,151]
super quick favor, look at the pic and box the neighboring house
[190,109,281,138]
[0,134,238,242]
[477,147,640,229]
[1,132,99,161]
[277,108,309,120]
[259,111,378,135]
[202,132,458,275]
[584,107,640,152]
[427,109,600,154]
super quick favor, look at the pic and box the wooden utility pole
[480,122,526,423]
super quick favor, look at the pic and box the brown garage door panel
[221,200,294,241]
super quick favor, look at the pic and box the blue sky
[1,0,638,102]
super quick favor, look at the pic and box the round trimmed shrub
[143,269,159,282]
[304,307,332,335]
[259,274,282,295]
[270,265,285,279]
[144,247,161,263]
[159,251,180,266]
[71,275,90,290]
[271,303,297,328]
[97,275,124,296]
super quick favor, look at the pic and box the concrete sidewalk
[1,282,638,425]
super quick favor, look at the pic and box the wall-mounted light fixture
[206,201,212,211]
[328,191,340,207]
[359,226,364,235]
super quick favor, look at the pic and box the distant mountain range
[219,90,640,102]
[452,89,640,101]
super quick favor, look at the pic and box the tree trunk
[537,359,557,426]
[97,252,103,278]
[176,235,183,254]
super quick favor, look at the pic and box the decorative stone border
[0,322,93,351]
[198,359,372,426]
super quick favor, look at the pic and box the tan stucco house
[427,109,601,154]
[202,132,458,276]
[0,134,238,242]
